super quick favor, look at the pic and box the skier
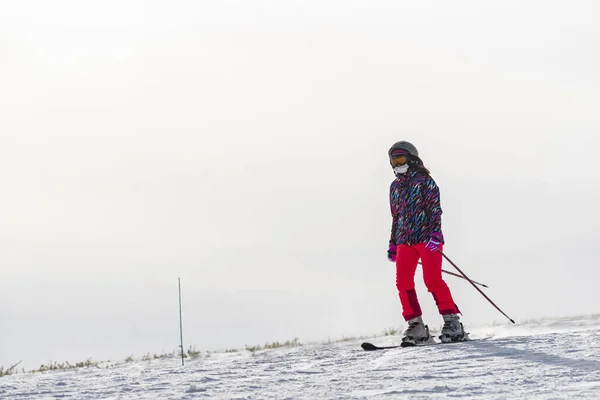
[386,141,465,345]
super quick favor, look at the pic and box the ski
[361,342,402,351]
[361,341,438,351]
[361,334,475,351]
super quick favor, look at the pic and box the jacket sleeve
[424,176,444,242]
[389,182,398,245]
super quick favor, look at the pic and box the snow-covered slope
[2,314,599,399]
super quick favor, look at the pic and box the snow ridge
[2,314,599,399]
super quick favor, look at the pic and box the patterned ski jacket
[389,170,444,246]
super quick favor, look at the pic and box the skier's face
[390,155,407,167]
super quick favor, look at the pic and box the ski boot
[438,313,466,343]
[401,316,431,347]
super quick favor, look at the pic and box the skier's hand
[387,242,397,262]
[425,232,443,252]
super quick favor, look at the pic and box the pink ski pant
[395,243,460,321]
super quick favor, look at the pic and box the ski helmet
[388,141,418,158]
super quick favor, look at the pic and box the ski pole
[441,252,515,324]
[442,268,489,288]
[418,261,489,288]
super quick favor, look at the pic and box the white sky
[1,0,599,369]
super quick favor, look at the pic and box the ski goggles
[390,149,410,159]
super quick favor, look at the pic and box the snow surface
[2,314,599,399]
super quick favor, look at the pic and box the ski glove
[387,242,397,262]
[425,232,443,252]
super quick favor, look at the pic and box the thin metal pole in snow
[178,278,185,366]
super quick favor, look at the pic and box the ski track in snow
[2,315,599,399]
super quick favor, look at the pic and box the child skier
[387,141,465,345]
